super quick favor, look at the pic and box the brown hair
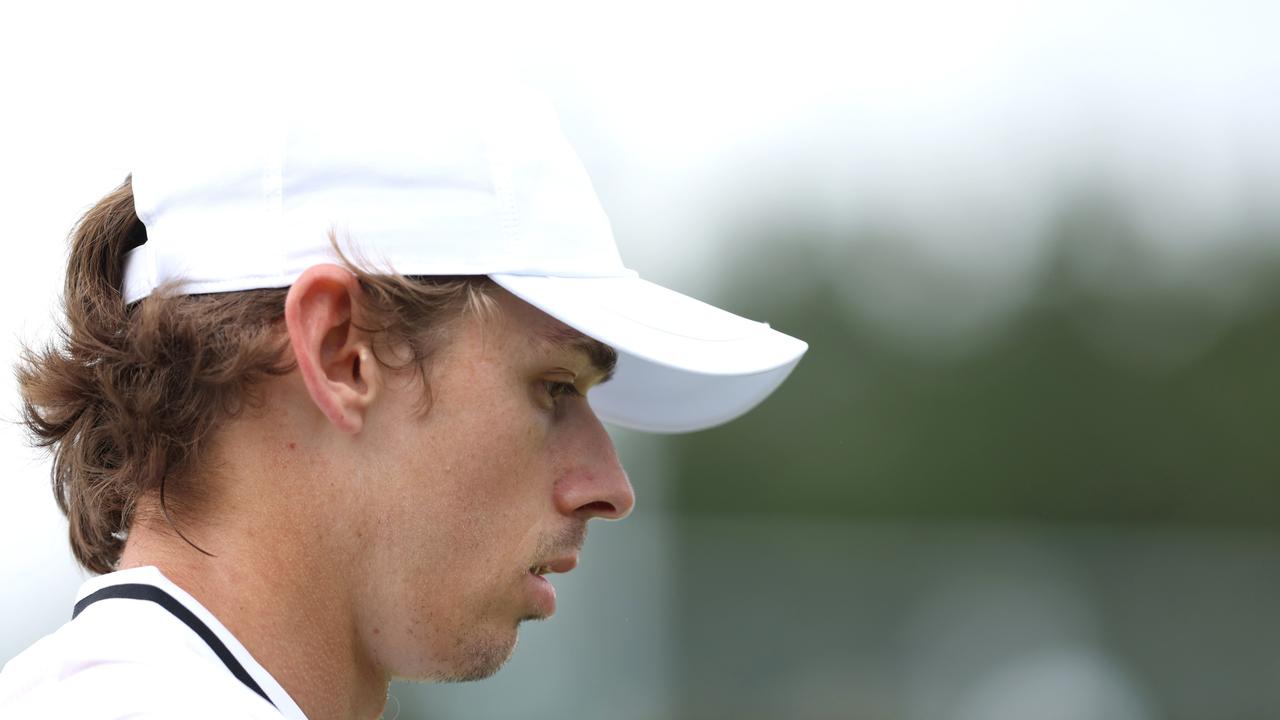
[16,176,495,574]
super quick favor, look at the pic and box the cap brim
[490,273,808,433]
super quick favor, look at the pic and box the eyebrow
[537,324,618,384]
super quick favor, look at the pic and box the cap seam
[485,125,523,257]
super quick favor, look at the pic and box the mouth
[524,554,579,618]
[528,554,578,577]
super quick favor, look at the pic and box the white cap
[125,76,807,433]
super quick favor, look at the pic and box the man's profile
[0,73,806,719]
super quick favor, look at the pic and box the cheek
[436,435,548,559]
[355,384,560,675]
[390,401,548,561]
[439,387,548,503]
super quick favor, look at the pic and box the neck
[118,433,386,720]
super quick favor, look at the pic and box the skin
[119,264,635,720]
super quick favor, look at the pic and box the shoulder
[1,599,283,720]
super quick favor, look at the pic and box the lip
[524,553,579,618]
[528,553,579,576]
[525,569,557,617]
[546,554,578,574]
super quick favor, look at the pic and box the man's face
[348,288,634,682]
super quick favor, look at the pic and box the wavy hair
[16,176,494,573]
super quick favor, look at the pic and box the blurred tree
[670,195,1280,527]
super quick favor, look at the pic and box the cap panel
[126,78,630,303]
[128,104,290,302]
[278,93,501,275]
[486,88,625,274]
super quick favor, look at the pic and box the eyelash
[543,380,582,401]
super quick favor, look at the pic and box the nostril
[576,501,617,519]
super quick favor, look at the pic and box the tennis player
[0,76,806,719]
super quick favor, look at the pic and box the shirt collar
[77,566,309,720]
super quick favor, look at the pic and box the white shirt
[0,566,308,719]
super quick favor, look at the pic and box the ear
[284,264,378,434]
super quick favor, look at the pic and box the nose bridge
[556,405,635,521]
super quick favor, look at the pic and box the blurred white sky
[2,0,1278,657]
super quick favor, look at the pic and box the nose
[553,407,636,521]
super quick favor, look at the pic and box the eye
[543,380,582,401]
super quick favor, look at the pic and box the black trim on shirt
[73,583,276,708]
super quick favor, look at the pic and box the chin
[416,624,521,684]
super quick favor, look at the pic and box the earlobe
[284,265,378,434]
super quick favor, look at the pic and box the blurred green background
[679,198,1280,527]
[657,198,1280,720]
